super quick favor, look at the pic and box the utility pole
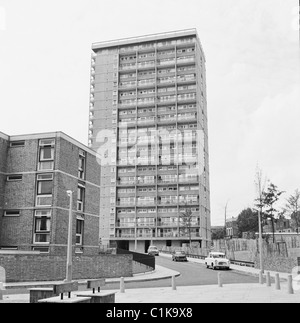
[65,190,73,282]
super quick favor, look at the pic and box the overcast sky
[0,0,299,226]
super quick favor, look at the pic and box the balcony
[117,201,136,207]
[136,201,156,207]
[176,57,195,65]
[118,100,137,108]
[137,117,156,125]
[119,81,137,89]
[137,62,155,70]
[117,180,136,186]
[119,64,137,71]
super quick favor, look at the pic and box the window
[37,174,53,195]
[76,216,84,245]
[6,175,22,182]
[33,210,51,244]
[10,141,25,147]
[38,139,55,170]
[4,210,20,217]
[78,150,86,179]
[77,184,85,212]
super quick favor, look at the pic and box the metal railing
[160,250,255,267]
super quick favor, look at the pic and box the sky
[0,0,299,226]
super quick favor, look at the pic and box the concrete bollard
[275,273,281,290]
[266,272,271,287]
[259,271,264,284]
[120,277,125,293]
[287,275,294,294]
[172,275,177,290]
[218,272,223,288]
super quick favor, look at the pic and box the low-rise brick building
[0,131,101,256]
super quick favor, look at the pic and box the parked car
[204,252,230,270]
[147,245,159,256]
[172,251,188,262]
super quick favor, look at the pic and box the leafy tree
[211,227,226,240]
[236,208,259,238]
[285,189,300,233]
[262,183,285,243]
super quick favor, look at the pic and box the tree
[236,208,259,238]
[261,183,285,243]
[179,206,194,248]
[211,227,226,240]
[285,189,300,233]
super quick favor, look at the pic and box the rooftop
[0,131,99,157]
[92,28,199,50]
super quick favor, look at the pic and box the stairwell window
[37,174,53,195]
[77,184,85,212]
[33,210,51,244]
[78,150,86,180]
[76,215,84,245]
[38,139,55,171]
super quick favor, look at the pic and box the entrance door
[145,240,151,253]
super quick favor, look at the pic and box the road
[102,254,258,290]
[3,254,258,295]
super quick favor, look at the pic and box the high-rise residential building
[0,131,101,255]
[88,29,211,252]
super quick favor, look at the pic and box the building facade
[0,131,101,256]
[88,29,211,252]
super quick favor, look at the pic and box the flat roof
[0,131,9,140]
[92,28,199,50]
[5,131,99,157]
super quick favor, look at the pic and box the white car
[147,245,159,256]
[205,252,230,270]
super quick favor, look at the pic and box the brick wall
[0,136,9,242]
[0,253,133,282]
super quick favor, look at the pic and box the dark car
[172,251,188,262]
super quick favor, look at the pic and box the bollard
[218,272,223,288]
[259,271,264,284]
[275,273,281,290]
[172,275,177,291]
[266,272,271,287]
[287,275,294,294]
[120,277,125,293]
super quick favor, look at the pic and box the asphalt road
[103,254,258,290]
[3,254,258,295]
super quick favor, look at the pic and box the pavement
[0,253,300,303]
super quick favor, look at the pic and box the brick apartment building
[0,131,101,256]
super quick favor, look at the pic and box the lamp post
[65,190,73,282]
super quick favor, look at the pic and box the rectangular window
[33,210,51,244]
[37,175,53,195]
[76,217,84,245]
[4,210,20,217]
[77,184,85,212]
[10,141,25,147]
[78,150,86,179]
[38,139,55,170]
[6,175,23,182]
